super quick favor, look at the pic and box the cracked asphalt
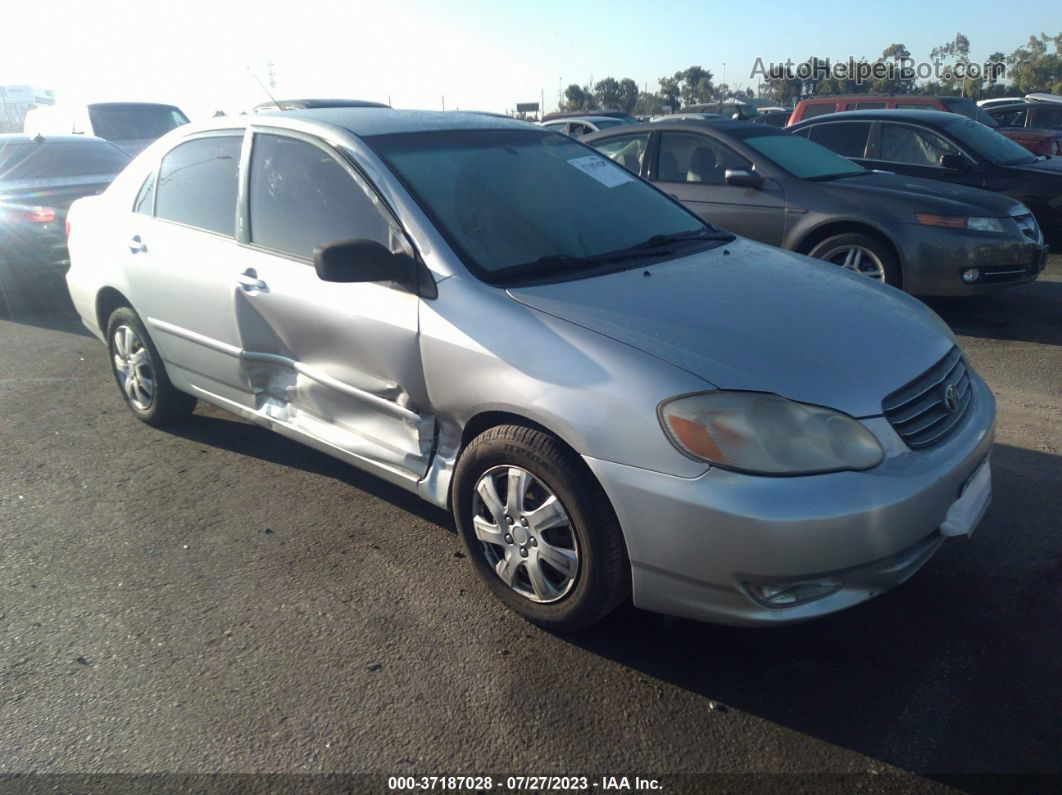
[0,258,1059,789]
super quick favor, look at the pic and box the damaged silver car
[66,109,995,630]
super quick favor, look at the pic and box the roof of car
[583,118,767,140]
[986,101,1043,111]
[798,94,964,102]
[252,98,390,111]
[790,109,968,125]
[544,115,624,124]
[259,107,536,136]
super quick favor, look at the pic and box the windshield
[368,129,720,282]
[88,103,189,142]
[945,116,1037,165]
[741,133,866,179]
[0,140,132,180]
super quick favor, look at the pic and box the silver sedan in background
[65,109,995,630]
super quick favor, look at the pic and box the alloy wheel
[818,244,887,281]
[112,324,155,411]
[471,465,580,603]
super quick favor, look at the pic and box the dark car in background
[1,134,131,275]
[681,101,760,120]
[997,127,1062,157]
[582,119,1047,294]
[985,100,1062,131]
[23,102,189,156]
[789,109,1062,246]
[752,109,792,127]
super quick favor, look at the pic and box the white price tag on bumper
[567,155,634,188]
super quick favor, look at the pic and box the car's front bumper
[898,225,1048,296]
[584,372,996,626]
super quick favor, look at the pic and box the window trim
[151,129,245,240]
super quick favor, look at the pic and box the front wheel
[453,425,630,631]
[808,232,902,288]
[106,306,196,426]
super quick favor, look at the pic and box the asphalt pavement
[1,259,1059,791]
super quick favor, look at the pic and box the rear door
[123,132,251,407]
[235,129,434,479]
[649,131,786,244]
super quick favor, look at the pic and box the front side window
[656,133,750,183]
[248,133,393,259]
[591,132,650,174]
[945,116,1036,165]
[807,122,871,158]
[879,124,959,166]
[368,129,714,281]
[993,108,1028,127]
[155,135,241,236]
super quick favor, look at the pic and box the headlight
[914,213,1006,234]
[658,391,884,475]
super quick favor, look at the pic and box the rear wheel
[808,232,901,288]
[453,425,629,631]
[106,306,196,426]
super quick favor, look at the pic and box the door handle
[237,269,268,292]
[128,235,147,254]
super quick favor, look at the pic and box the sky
[2,0,1061,120]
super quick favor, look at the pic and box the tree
[931,33,974,95]
[657,76,680,111]
[871,44,913,94]
[1007,33,1062,95]
[563,83,594,111]
[593,77,622,110]
[617,78,639,113]
[633,91,666,116]
[675,66,714,106]
[212,110,227,117]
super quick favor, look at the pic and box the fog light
[745,577,843,608]
[961,268,981,284]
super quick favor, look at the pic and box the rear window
[939,98,982,121]
[155,135,242,235]
[88,104,189,142]
[0,141,131,180]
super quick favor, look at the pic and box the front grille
[1013,211,1041,242]
[883,346,973,449]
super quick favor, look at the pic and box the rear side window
[248,134,393,259]
[0,141,131,180]
[655,132,750,183]
[155,136,242,236]
[590,133,650,174]
[1034,106,1062,129]
[845,102,886,110]
[807,122,872,158]
[800,103,838,119]
[895,103,935,111]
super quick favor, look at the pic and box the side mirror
[938,153,970,171]
[724,168,764,189]
[313,239,433,296]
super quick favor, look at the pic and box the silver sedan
[65,109,995,630]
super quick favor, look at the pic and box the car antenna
[245,65,282,110]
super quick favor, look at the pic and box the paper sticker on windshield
[567,155,634,188]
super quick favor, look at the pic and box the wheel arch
[794,220,905,287]
[95,286,135,335]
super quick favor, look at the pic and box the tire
[453,424,630,631]
[808,232,902,288]
[106,306,196,426]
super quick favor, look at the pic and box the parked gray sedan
[66,109,995,630]
[583,119,1048,294]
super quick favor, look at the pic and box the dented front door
[232,129,434,480]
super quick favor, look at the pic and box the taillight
[26,206,56,223]
[65,219,72,238]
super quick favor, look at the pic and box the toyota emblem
[942,383,959,413]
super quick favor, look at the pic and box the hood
[1007,155,1062,177]
[507,238,954,418]
[818,172,1021,215]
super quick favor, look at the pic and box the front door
[651,131,786,245]
[235,130,434,479]
[862,122,983,190]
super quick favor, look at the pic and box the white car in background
[23,102,189,156]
